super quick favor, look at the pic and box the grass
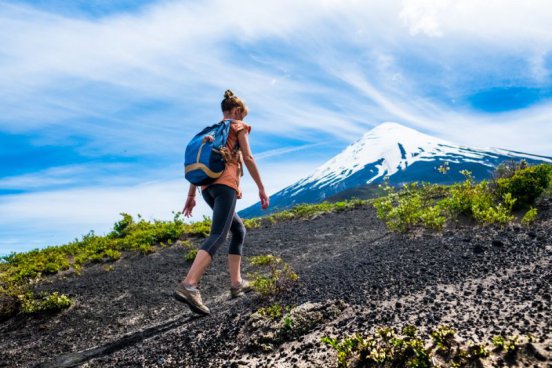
[244,199,368,229]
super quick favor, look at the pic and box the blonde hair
[221,90,248,116]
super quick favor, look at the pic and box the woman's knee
[233,223,246,240]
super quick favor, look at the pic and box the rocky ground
[0,200,551,367]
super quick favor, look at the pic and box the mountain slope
[2,202,551,367]
[240,122,552,218]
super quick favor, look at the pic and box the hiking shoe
[173,284,210,315]
[230,279,252,299]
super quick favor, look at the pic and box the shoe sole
[230,287,253,299]
[173,291,210,315]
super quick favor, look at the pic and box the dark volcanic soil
[1,202,551,367]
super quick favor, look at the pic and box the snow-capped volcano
[239,122,552,218]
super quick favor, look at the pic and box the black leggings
[200,184,246,258]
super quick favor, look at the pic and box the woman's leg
[228,213,246,287]
[182,185,237,287]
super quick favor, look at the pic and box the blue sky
[1,0,551,255]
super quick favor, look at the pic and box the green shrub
[19,291,72,314]
[372,165,552,231]
[322,325,431,368]
[248,255,299,297]
[494,162,552,209]
[431,325,456,354]
[250,254,279,266]
[255,303,291,320]
[323,325,518,368]
[373,181,447,232]
[266,199,367,224]
[243,218,261,229]
[521,207,538,226]
[185,248,198,262]
[492,335,520,354]
[103,249,121,261]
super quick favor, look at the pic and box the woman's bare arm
[183,184,197,217]
[237,128,269,209]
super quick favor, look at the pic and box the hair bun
[224,90,234,99]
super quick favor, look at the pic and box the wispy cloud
[0,159,313,254]
[1,0,552,252]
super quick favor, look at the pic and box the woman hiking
[174,90,269,315]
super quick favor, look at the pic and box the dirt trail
[0,205,550,367]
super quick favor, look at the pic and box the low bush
[19,291,72,314]
[373,163,552,232]
[184,248,198,262]
[322,325,529,368]
[255,303,291,320]
[493,161,552,210]
[248,255,299,297]
[521,207,538,226]
[266,199,367,224]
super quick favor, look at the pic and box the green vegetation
[492,335,522,354]
[248,255,299,297]
[245,199,368,229]
[249,300,346,350]
[267,199,366,223]
[521,207,538,226]
[374,162,552,232]
[0,212,208,319]
[19,291,73,314]
[184,248,198,262]
[322,325,431,368]
[1,161,548,320]
[0,198,365,321]
[255,303,292,320]
[493,161,552,210]
[322,326,533,368]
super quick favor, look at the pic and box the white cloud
[400,0,447,37]
[1,0,552,254]
[0,158,317,254]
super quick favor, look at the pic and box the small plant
[19,291,72,314]
[243,218,261,229]
[184,248,198,262]
[250,254,279,266]
[282,314,294,331]
[248,255,299,297]
[322,325,431,368]
[255,303,291,320]
[521,207,538,226]
[372,163,552,232]
[493,162,552,210]
[436,161,450,174]
[492,335,520,353]
[431,325,457,353]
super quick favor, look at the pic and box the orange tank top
[201,120,251,199]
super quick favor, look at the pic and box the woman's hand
[183,196,196,217]
[259,189,269,210]
[202,135,214,143]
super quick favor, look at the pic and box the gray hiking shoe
[230,279,253,299]
[173,283,210,315]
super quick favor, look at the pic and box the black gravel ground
[0,201,551,367]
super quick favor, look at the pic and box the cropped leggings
[200,184,246,258]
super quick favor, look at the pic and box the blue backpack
[184,119,235,186]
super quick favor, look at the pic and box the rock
[473,245,485,254]
[492,239,504,247]
[0,293,19,322]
